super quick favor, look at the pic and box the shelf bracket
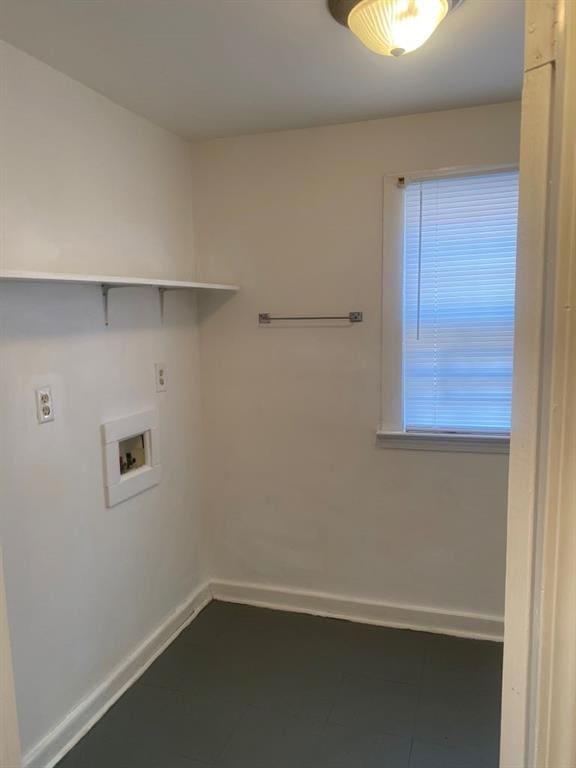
[102,284,110,326]
[158,287,167,323]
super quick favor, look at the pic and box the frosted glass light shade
[348,0,450,57]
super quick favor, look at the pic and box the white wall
[0,42,195,279]
[0,43,207,758]
[192,102,521,621]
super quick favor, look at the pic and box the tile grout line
[322,669,346,728]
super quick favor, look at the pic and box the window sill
[376,430,510,454]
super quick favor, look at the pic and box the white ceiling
[0,0,524,139]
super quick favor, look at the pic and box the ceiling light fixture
[328,0,464,57]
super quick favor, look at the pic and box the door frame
[501,0,576,765]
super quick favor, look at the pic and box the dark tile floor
[57,601,502,768]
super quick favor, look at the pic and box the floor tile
[309,723,412,768]
[409,738,499,768]
[177,601,278,649]
[415,633,502,752]
[414,681,501,749]
[88,682,244,763]
[329,675,419,736]
[142,638,342,723]
[216,708,413,768]
[215,706,321,768]
[138,642,254,705]
[179,603,352,674]
[421,634,503,692]
[56,728,213,768]
[245,653,343,723]
[339,623,426,684]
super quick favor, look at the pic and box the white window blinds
[403,169,519,434]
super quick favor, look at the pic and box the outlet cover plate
[155,363,167,392]
[35,386,54,423]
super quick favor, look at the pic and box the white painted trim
[105,465,162,507]
[500,1,559,764]
[23,583,212,768]
[531,2,576,765]
[210,580,504,642]
[101,411,161,508]
[379,174,404,433]
[400,162,518,185]
[101,410,158,445]
[0,548,22,768]
[376,430,510,454]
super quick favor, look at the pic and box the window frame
[377,163,517,454]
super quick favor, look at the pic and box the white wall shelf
[0,269,238,325]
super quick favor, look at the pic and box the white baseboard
[210,580,504,642]
[24,582,212,768]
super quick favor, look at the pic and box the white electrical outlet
[35,386,54,424]
[155,363,167,392]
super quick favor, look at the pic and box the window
[402,169,519,436]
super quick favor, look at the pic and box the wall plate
[35,386,54,424]
[155,363,167,392]
[101,410,161,507]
